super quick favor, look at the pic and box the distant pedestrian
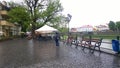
[38,34,42,41]
[54,32,60,46]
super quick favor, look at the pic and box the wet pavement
[0,38,120,68]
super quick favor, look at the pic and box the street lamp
[66,17,70,33]
[66,14,72,33]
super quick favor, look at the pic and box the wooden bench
[77,38,103,52]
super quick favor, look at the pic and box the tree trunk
[31,23,36,39]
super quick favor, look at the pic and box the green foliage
[59,27,68,33]
[91,35,116,39]
[116,21,120,31]
[8,7,30,23]
[8,6,30,32]
[7,0,67,34]
[108,21,116,31]
[38,0,63,26]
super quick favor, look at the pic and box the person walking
[54,32,60,46]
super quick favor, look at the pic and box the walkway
[0,39,120,68]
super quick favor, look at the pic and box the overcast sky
[2,0,120,28]
[60,0,120,28]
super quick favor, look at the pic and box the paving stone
[0,39,119,68]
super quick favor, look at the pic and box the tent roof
[35,25,58,33]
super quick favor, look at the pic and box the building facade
[0,1,21,39]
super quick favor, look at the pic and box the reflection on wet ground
[0,38,120,68]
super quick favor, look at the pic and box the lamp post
[68,20,70,33]
[66,14,72,33]
[66,17,70,33]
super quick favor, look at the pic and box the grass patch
[86,35,119,40]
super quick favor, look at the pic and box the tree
[108,21,116,31]
[24,0,64,38]
[116,21,120,32]
[7,6,30,32]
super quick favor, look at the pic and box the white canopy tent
[35,25,58,34]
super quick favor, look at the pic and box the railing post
[116,36,119,40]
[89,35,92,44]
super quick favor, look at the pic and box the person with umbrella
[54,32,60,46]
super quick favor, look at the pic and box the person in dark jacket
[54,32,60,46]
